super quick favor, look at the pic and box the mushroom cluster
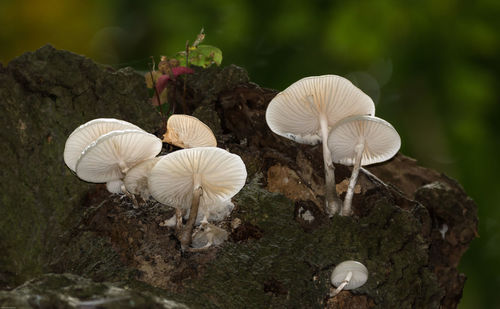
[64,118,162,195]
[64,115,246,250]
[266,75,401,216]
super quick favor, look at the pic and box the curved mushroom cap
[64,118,143,172]
[75,130,162,183]
[163,114,217,148]
[148,147,247,211]
[266,75,375,145]
[327,115,401,166]
[331,260,368,290]
[123,157,162,198]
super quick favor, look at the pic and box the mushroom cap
[327,115,401,166]
[331,260,368,290]
[75,129,162,183]
[266,75,375,145]
[148,147,247,211]
[123,157,162,198]
[163,114,217,148]
[64,118,143,172]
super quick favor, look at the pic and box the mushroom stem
[175,208,184,231]
[319,114,342,216]
[120,184,139,208]
[180,186,203,251]
[360,167,389,189]
[118,161,129,174]
[330,271,353,297]
[342,142,365,216]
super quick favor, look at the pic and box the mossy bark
[0,45,162,288]
[0,45,477,308]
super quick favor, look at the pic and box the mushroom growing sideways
[327,115,401,216]
[266,75,375,215]
[330,260,368,297]
[148,147,247,250]
[163,114,217,148]
[75,129,162,193]
[64,118,143,172]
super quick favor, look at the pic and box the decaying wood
[0,45,477,308]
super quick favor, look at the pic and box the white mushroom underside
[164,114,217,148]
[265,75,375,143]
[76,130,162,183]
[148,147,247,211]
[331,261,368,290]
[328,115,401,166]
[64,118,143,171]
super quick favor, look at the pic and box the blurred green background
[1,0,498,307]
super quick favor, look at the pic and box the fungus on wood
[327,115,401,216]
[265,75,375,216]
[148,147,247,250]
[75,129,162,194]
[162,114,217,148]
[63,118,143,173]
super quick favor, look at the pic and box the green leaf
[176,45,223,68]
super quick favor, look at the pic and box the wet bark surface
[0,45,477,308]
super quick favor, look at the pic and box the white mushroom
[330,260,368,297]
[64,118,143,172]
[148,147,247,250]
[191,223,229,250]
[266,75,375,216]
[123,157,162,199]
[327,115,400,216]
[163,114,217,148]
[75,129,162,193]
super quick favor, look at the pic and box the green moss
[163,176,441,308]
[0,45,161,287]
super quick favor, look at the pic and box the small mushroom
[330,260,368,297]
[123,157,162,199]
[64,118,143,172]
[191,223,229,250]
[163,114,217,148]
[148,147,247,250]
[75,129,162,194]
[327,115,400,216]
[265,75,375,216]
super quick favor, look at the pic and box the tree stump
[0,45,477,308]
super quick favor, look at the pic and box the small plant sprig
[175,28,223,68]
[145,28,223,119]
